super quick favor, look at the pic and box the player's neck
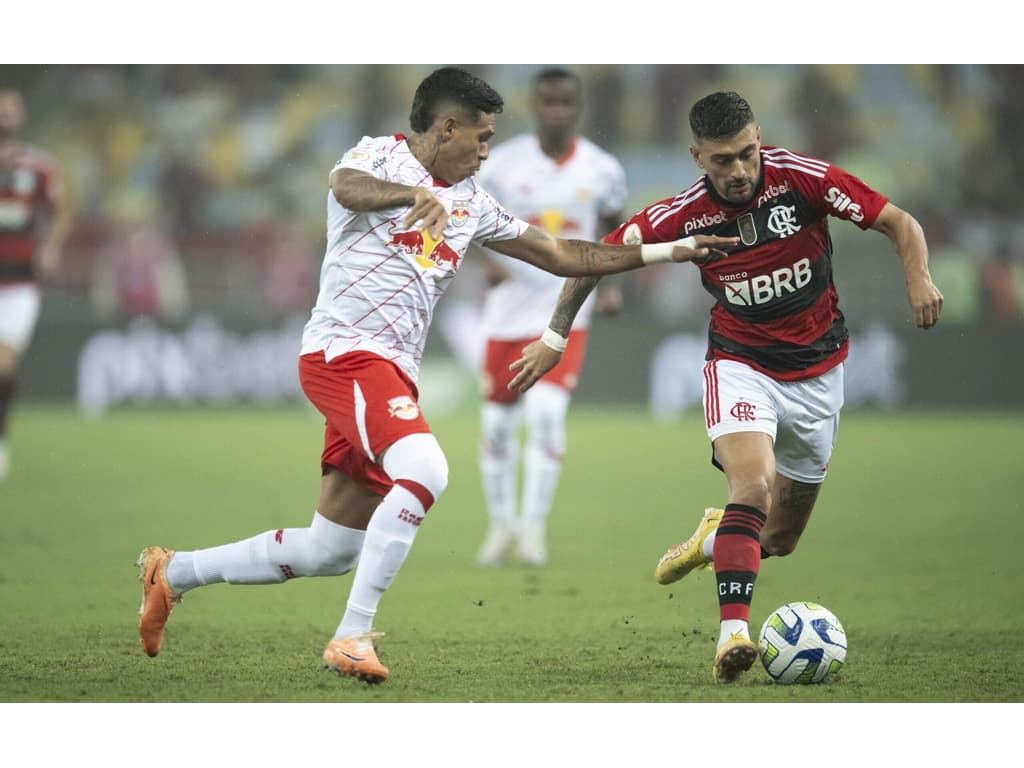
[406,132,451,185]
[538,133,575,163]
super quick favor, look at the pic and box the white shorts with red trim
[702,358,844,483]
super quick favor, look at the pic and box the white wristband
[540,327,568,352]
[640,237,698,265]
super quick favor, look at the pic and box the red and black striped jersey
[604,146,889,380]
[0,145,60,284]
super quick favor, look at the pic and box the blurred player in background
[0,88,72,482]
[135,67,736,684]
[509,90,943,683]
[474,67,628,567]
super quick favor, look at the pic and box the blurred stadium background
[4,63,1022,416]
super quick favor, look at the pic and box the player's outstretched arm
[871,202,944,329]
[485,226,736,278]
[330,168,448,239]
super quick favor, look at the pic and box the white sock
[167,511,365,592]
[703,529,717,560]
[521,383,569,527]
[479,401,522,530]
[718,619,750,649]
[336,484,424,638]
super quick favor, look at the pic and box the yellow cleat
[136,546,181,657]
[712,634,758,683]
[323,631,389,684]
[655,507,723,585]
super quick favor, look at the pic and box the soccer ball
[758,601,847,684]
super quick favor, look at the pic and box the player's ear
[689,145,702,170]
[438,115,459,142]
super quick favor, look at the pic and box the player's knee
[305,545,360,576]
[382,432,449,501]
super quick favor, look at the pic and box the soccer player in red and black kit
[0,89,73,482]
[508,91,943,683]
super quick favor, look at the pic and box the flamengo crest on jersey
[300,134,529,382]
[607,146,889,381]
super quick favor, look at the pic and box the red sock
[713,503,767,622]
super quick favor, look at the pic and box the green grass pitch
[1,403,1020,757]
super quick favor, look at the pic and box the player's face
[690,123,762,205]
[439,111,496,184]
[532,78,581,140]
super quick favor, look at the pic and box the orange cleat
[323,631,389,684]
[136,546,181,657]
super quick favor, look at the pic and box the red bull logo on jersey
[388,395,420,420]
[451,200,471,225]
[722,257,812,306]
[388,227,461,270]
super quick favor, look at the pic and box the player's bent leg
[762,476,821,557]
[654,507,723,585]
[327,433,448,683]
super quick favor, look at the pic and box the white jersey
[477,134,627,340]
[301,134,529,382]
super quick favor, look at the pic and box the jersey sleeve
[602,196,677,245]
[473,186,529,245]
[815,163,889,230]
[332,136,388,180]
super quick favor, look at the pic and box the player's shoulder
[576,135,619,162]
[761,145,832,179]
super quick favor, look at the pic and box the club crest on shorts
[388,395,420,420]
[730,400,757,421]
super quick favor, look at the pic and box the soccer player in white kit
[509,91,943,683]
[474,68,628,567]
[135,67,737,683]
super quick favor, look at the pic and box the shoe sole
[322,660,388,685]
[713,643,758,683]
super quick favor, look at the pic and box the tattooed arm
[485,225,731,278]
[330,168,448,239]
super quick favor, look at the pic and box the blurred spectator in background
[0,87,73,481]
[90,192,190,324]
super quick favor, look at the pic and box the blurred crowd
[4,63,1023,329]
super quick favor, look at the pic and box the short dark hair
[532,67,582,91]
[689,91,755,141]
[409,66,504,133]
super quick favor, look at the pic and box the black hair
[532,67,582,91]
[409,66,504,133]
[689,91,755,141]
